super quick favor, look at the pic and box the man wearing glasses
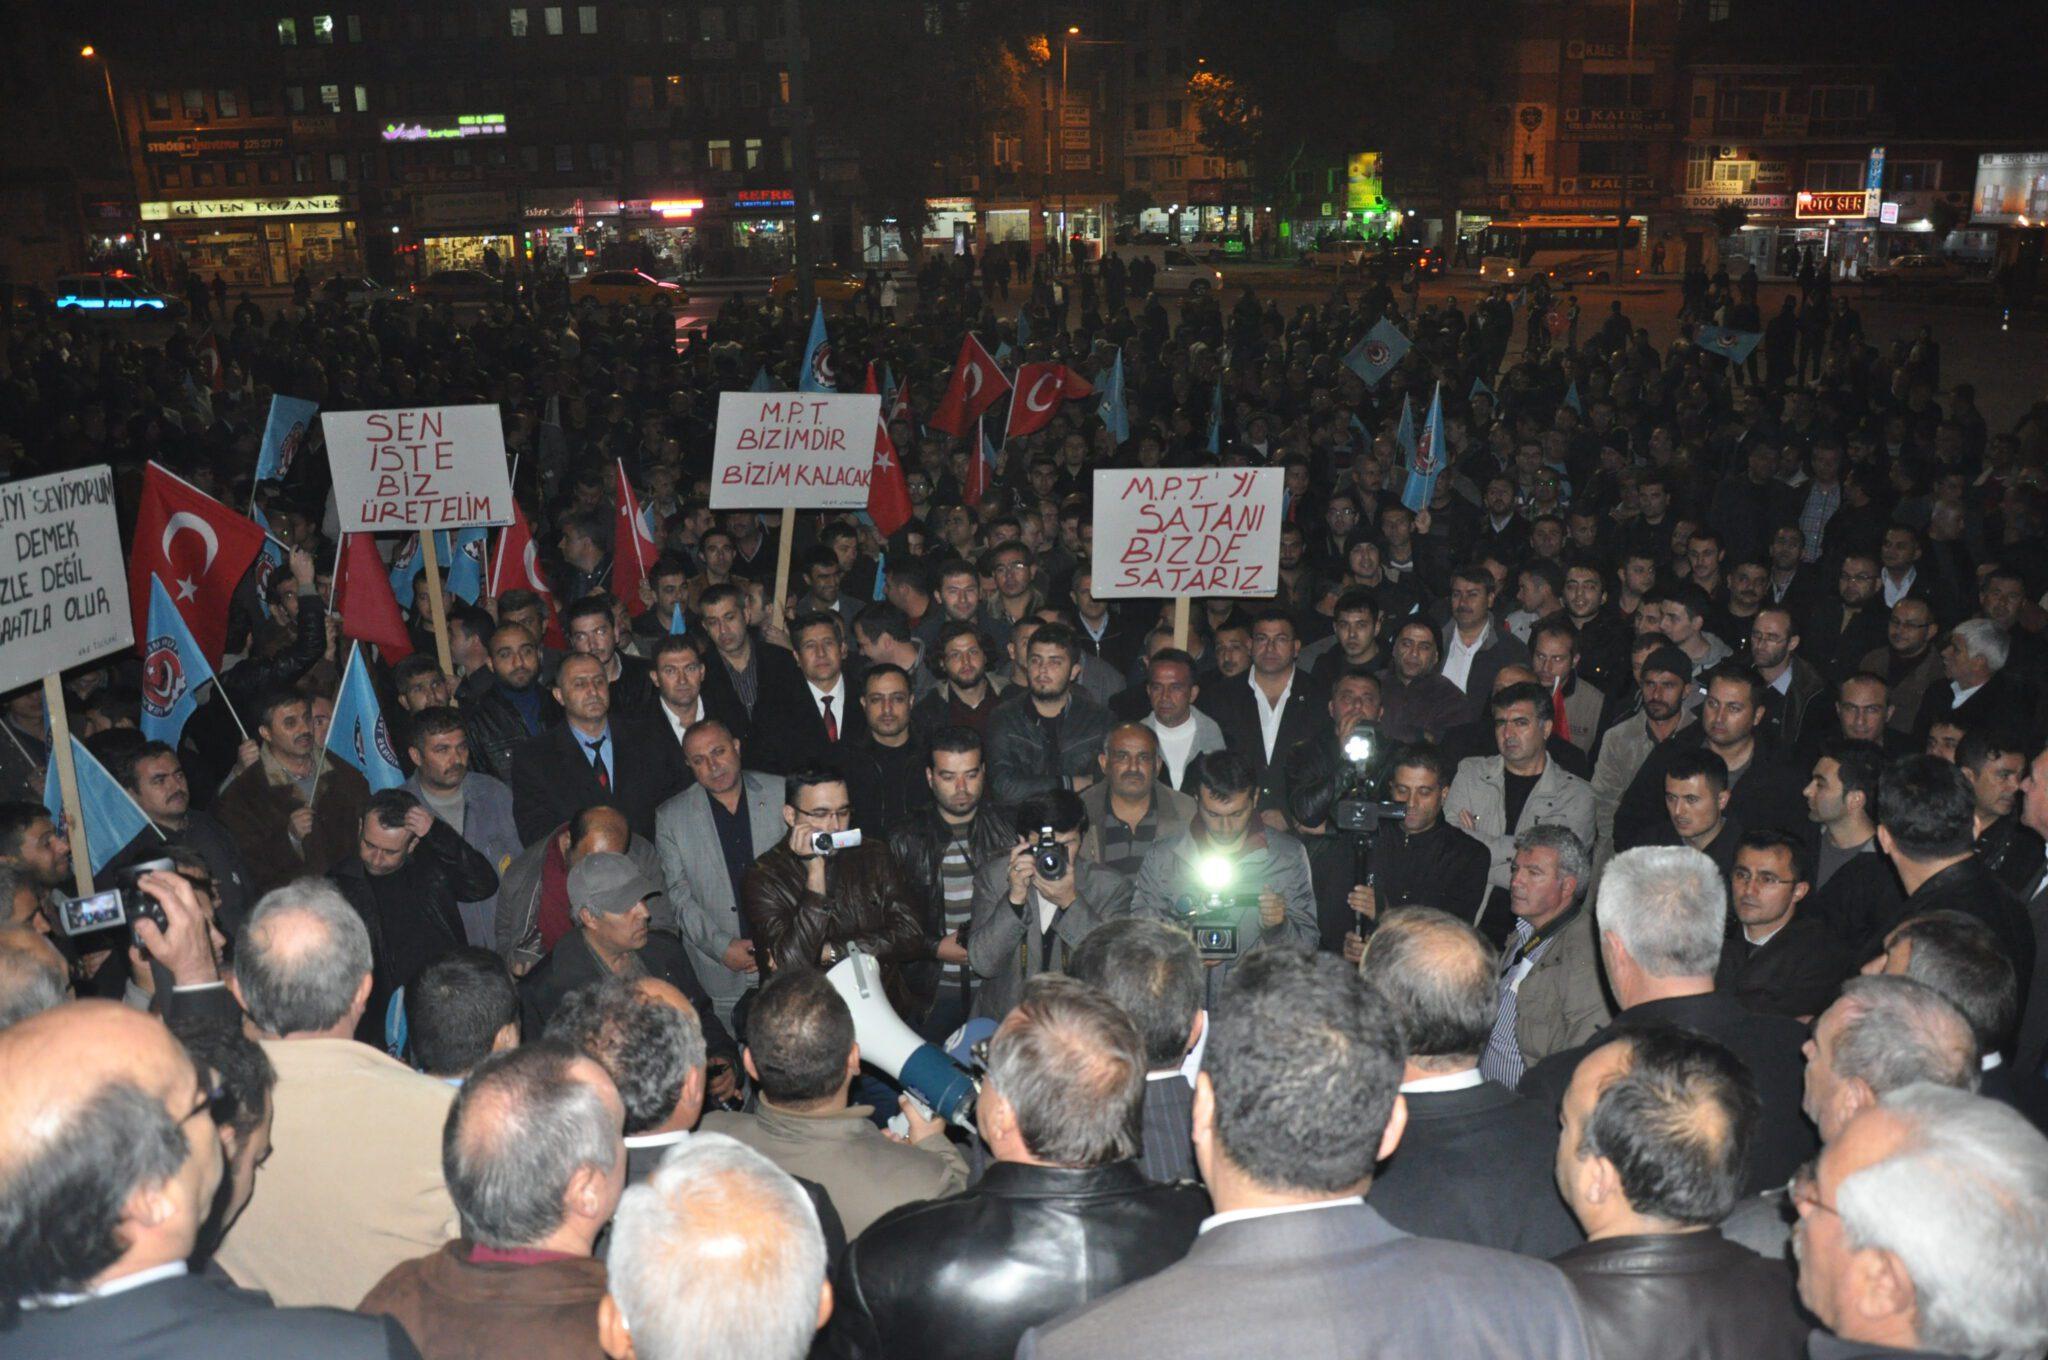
[1806,552,1891,687]
[1855,597,1942,739]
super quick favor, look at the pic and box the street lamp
[80,44,132,177]
[1055,26,1121,268]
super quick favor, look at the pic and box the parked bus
[1476,217,1646,284]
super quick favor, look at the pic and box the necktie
[1551,683,1572,744]
[586,736,610,791]
[820,695,838,743]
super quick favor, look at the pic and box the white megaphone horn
[825,948,980,1128]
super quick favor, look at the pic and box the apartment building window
[311,14,334,42]
[706,138,733,170]
[994,133,1022,166]
[660,4,687,41]
[1892,160,1940,191]
[157,165,184,190]
[259,161,285,184]
[700,6,726,40]
[578,5,597,33]
[191,165,215,188]
[1714,82,1783,122]
[666,73,686,105]
[739,74,761,106]
[545,6,564,34]
[277,17,297,45]
[1577,143,1625,173]
[521,145,542,171]
[286,86,307,112]
[217,89,240,117]
[1133,102,1152,131]
[1129,156,1150,182]
[744,136,763,168]
[319,83,342,112]
[668,138,693,169]
[226,163,250,185]
[1809,85,1871,122]
[328,153,348,181]
[703,73,730,115]
[780,135,791,169]
[346,13,362,40]
[359,151,378,179]
[777,70,789,103]
[555,143,575,170]
[1581,74,1651,107]
[146,90,173,120]
[633,140,658,174]
[294,154,316,182]
[1165,99,1182,126]
[1686,154,1757,191]
[1804,161,1864,192]
[1132,49,1149,79]
[509,7,529,35]
[354,84,369,111]
[629,76,655,108]
[922,1,944,35]
[589,142,610,172]
[1708,0,1730,17]
[182,89,206,118]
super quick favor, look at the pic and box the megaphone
[825,949,980,1128]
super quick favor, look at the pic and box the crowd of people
[4,246,2048,1360]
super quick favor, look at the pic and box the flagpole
[417,531,455,678]
[309,646,346,816]
[327,532,344,610]
[210,679,252,743]
[43,677,93,897]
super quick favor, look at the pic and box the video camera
[52,858,174,940]
[809,829,863,856]
[1174,855,1261,959]
[1331,724,1404,833]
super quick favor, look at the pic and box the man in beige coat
[216,877,459,1308]
[1444,681,1596,902]
[699,968,966,1237]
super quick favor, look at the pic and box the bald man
[496,803,672,974]
[0,1001,412,1356]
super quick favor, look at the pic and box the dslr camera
[1031,825,1069,879]
[52,858,174,939]
[1175,855,1259,959]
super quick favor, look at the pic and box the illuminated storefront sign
[140,195,345,221]
[732,189,796,210]
[1795,191,1872,219]
[381,114,508,143]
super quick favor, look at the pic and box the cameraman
[967,789,1134,1020]
[1334,746,1491,963]
[1132,750,1318,1010]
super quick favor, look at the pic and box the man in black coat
[0,1000,415,1359]
[1360,908,1582,1258]
[746,610,871,778]
[1715,829,1853,1019]
[1521,845,1816,1196]
[1204,609,1329,813]
[511,652,688,845]
[332,789,499,1047]
[461,619,560,784]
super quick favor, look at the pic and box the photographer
[1132,750,1318,1010]
[967,789,1134,1020]
[1334,746,1492,964]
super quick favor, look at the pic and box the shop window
[147,90,174,121]
[509,7,529,36]
[354,84,369,112]
[157,165,184,189]
[632,140,658,174]
[328,153,348,181]
[629,76,654,109]
[346,13,362,40]
[320,84,342,113]
[579,5,597,33]
[744,136,763,169]
[287,86,307,113]
[217,89,240,118]
[183,89,207,119]
[226,163,250,185]
[545,7,564,35]
[706,138,732,171]
[278,17,298,45]
[555,143,575,171]
[294,154,316,182]
[700,6,726,41]
[312,14,334,42]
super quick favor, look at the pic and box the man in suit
[213,879,462,1310]
[1017,949,1596,1360]
[1858,597,1943,737]
[1361,907,1583,1257]
[402,706,522,951]
[214,687,370,896]
[1520,846,1818,1196]
[1204,608,1326,814]
[1877,755,2036,1001]
[1441,562,1531,721]
[1444,681,1597,917]
[511,652,687,845]
[645,631,747,758]
[2014,741,2048,1118]
[655,720,782,1028]
[1068,918,1206,1184]
[1552,1027,1811,1360]
[358,1043,624,1360]
[0,999,414,1357]
[750,611,870,778]
[1480,825,1611,1086]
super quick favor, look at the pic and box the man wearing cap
[1592,644,1697,864]
[517,851,738,1070]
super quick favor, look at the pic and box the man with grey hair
[1362,907,1582,1258]
[359,1041,626,1358]
[0,921,67,1028]
[1918,617,2014,741]
[214,878,461,1309]
[600,1133,833,1360]
[1067,918,1207,1183]
[1480,823,1609,1087]
[1726,975,1978,1259]
[1521,846,1816,1194]
[1794,1085,2048,1360]
[832,974,1209,1360]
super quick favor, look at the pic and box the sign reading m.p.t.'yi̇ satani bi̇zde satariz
[1091,468,1283,598]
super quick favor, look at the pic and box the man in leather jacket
[1552,1026,1810,1360]
[462,621,560,783]
[886,726,1013,1037]
[830,975,1208,1360]
[743,765,926,1017]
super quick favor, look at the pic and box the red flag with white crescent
[489,501,569,647]
[612,461,659,616]
[863,364,913,538]
[128,462,271,667]
[929,333,1009,438]
[1003,362,1094,442]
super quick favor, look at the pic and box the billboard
[1972,151,2048,223]
[1346,153,1384,213]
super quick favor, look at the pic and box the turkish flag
[613,461,659,616]
[199,333,225,393]
[888,372,914,429]
[491,501,568,647]
[332,532,414,660]
[863,364,913,538]
[1004,362,1094,442]
[129,463,270,667]
[929,333,1009,438]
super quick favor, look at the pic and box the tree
[1710,203,1749,239]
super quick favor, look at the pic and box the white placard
[0,465,132,691]
[322,404,515,531]
[709,391,880,510]
[1092,468,1284,598]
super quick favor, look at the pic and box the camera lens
[1034,843,1068,878]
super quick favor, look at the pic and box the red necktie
[586,736,611,791]
[820,695,838,743]
[1551,684,1572,744]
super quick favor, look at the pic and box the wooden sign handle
[43,674,93,897]
[770,506,798,622]
[1172,596,1191,652]
[418,532,455,678]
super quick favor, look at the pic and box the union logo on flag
[808,341,836,390]
[141,636,187,719]
[1363,340,1391,366]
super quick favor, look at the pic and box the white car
[321,274,402,306]
[1120,244,1224,295]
